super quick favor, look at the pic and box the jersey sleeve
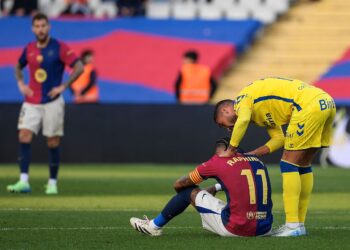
[59,41,78,68]
[18,47,27,68]
[230,95,253,147]
[265,126,285,153]
[188,156,217,184]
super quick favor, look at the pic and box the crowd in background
[0,0,147,17]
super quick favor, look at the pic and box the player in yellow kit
[213,77,336,237]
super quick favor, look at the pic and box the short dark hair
[213,99,234,122]
[184,50,199,62]
[81,49,94,60]
[32,13,49,25]
[215,137,230,150]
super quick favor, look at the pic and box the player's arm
[63,60,84,89]
[248,126,285,156]
[220,105,252,157]
[48,60,84,98]
[173,175,197,193]
[15,47,33,97]
[173,174,221,196]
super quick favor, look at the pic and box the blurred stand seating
[0,0,38,16]
[1,0,293,22]
[61,0,91,17]
[117,0,146,17]
[146,0,292,24]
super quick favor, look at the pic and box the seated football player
[130,138,273,237]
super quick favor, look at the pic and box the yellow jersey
[230,77,327,152]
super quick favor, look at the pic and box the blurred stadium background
[0,0,349,249]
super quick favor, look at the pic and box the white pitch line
[0,226,349,231]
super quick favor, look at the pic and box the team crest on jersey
[34,68,47,83]
[36,55,43,63]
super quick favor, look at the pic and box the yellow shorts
[284,93,336,150]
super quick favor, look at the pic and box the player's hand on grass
[48,85,65,99]
[19,84,33,97]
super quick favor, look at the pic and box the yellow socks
[280,160,313,224]
[298,168,313,223]
[280,161,301,223]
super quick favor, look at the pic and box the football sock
[280,160,301,223]
[48,147,60,180]
[19,143,31,178]
[152,187,196,228]
[286,222,300,229]
[298,166,313,224]
[48,179,57,185]
[20,173,29,183]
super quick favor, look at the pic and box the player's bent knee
[18,130,33,143]
[47,137,60,148]
[190,188,202,204]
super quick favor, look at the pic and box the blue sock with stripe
[153,187,196,228]
[19,143,31,174]
[49,147,60,180]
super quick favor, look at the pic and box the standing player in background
[7,13,84,194]
[213,77,336,236]
[130,138,273,237]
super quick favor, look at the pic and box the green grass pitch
[0,164,349,249]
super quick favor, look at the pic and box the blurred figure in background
[61,0,91,17]
[70,50,99,103]
[116,0,146,17]
[175,50,217,104]
[3,0,39,16]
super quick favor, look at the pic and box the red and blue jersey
[18,37,78,104]
[189,153,273,236]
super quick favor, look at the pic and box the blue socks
[19,143,31,174]
[153,187,196,228]
[49,147,60,179]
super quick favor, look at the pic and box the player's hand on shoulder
[19,84,33,97]
[48,85,65,99]
[218,146,236,157]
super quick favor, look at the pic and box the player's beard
[36,33,49,44]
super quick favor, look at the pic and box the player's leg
[282,148,317,233]
[43,97,64,194]
[7,103,42,193]
[275,157,301,236]
[46,136,61,194]
[275,95,334,236]
[192,190,234,237]
[130,186,198,236]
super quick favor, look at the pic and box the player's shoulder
[230,153,265,166]
[48,38,69,48]
[25,41,36,50]
[49,37,63,46]
[201,154,223,167]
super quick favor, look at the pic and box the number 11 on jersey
[241,169,268,205]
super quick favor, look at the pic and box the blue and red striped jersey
[190,153,273,236]
[18,37,78,104]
